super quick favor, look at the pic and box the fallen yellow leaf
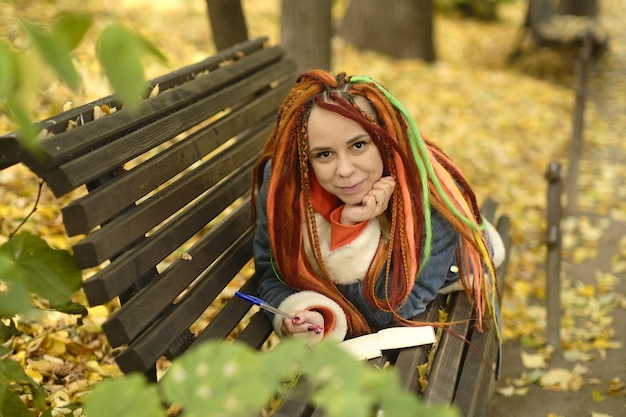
[521,351,547,369]
[539,368,584,392]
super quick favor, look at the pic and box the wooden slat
[454,325,498,417]
[393,294,446,393]
[114,231,255,374]
[81,158,254,304]
[496,215,512,276]
[455,212,512,415]
[310,406,327,417]
[0,136,21,169]
[235,312,275,351]
[43,55,294,197]
[421,293,473,406]
[102,198,253,347]
[147,37,269,93]
[193,277,263,346]
[480,197,498,223]
[61,79,291,236]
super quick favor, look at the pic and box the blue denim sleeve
[397,206,460,318]
[254,162,296,310]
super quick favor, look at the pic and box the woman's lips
[338,181,364,195]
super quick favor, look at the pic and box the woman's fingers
[341,176,395,224]
[365,176,395,211]
[281,310,324,337]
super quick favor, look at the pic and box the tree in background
[339,0,436,62]
[204,0,248,51]
[281,0,332,73]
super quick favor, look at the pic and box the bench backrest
[1,37,298,377]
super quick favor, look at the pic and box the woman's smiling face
[307,101,384,205]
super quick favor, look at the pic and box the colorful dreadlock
[252,70,501,341]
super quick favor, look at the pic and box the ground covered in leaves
[1,0,625,416]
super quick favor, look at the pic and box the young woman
[252,70,505,344]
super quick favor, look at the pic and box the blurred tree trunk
[526,0,555,25]
[205,0,249,51]
[558,0,599,17]
[280,0,332,73]
[338,0,435,62]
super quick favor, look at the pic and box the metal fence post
[566,31,592,214]
[545,162,563,349]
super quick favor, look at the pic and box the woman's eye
[316,151,331,159]
[353,141,366,150]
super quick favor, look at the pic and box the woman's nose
[336,156,356,177]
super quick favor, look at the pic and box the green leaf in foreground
[160,341,284,417]
[50,12,92,51]
[97,23,166,110]
[22,21,80,90]
[0,42,41,151]
[0,232,81,309]
[1,357,47,411]
[1,390,34,417]
[0,42,18,98]
[83,374,162,417]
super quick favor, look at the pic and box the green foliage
[1,390,36,417]
[0,232,83,416]
[0,42,39,153]
[97,23,168,110]
[83,375,162,417]
[0,43,17,99]
[85,339,459,417]
[0,232,81,318]
[22,13,92,91]
[0,355,48,417]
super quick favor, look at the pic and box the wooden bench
[0,37,512,417]
[508,0,608,63]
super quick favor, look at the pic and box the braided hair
[252,70,499,338]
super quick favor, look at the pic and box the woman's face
[307,101,384,205]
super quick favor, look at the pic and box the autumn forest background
[1,0,625,416]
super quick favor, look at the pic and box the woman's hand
[280,310,325,345]
[340,176,395,225]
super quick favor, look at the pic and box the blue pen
[235,291,323,334]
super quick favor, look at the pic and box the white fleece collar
[303,212,382,285]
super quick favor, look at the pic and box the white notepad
[338,326,436,361]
